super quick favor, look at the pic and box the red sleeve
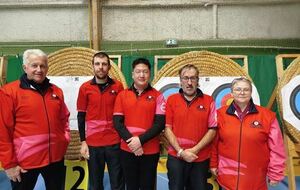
[113,91,124,116]
[155,93,166,115]
[267,118,285,181]
[118,81,124,93]
[210,109,221,169]
[60,98,70,143]
[77,84,87,112]
[0,91,18,169]
[208,101,217,128]
[210,133,219,169]
[165,96,173,128]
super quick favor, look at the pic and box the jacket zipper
[42,94,52,163]
[236,118,244,190]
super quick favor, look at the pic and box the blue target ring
[290,85,300,120]
[159,83,180,99]
[212,83,233,109]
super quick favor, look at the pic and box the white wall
[0,0,299,42]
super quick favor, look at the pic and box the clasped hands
[127,136,143,156]
[180,148,198,163]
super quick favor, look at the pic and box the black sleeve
[77,112,86,142]
[139,114,165,145]
[113,115,132,141]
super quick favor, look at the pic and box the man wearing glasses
[164,64,217,190]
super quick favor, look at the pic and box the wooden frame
[110,55,122,70]
[276,54,300,81]
[154,55,176,76]
[275,54,300,190]
[0,56,7,86]
[225,55,248,74]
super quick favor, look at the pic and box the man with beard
[164,64,217,190]
[77,52,124,190]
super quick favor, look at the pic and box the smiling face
[93,56,111,81]
[231,80,252,106]
[132,63,150,90]
[180,67,199,99]
[23,54,48,84]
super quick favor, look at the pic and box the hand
[126,136,142,152]
[185,147,198,155]
[269,180,279,186]
[210,168,218,176]
[80,141,90,160]
[133,147,144,156]
[181,149,198,163]
[5,166,27,182]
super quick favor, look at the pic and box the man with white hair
[0,49,70,190]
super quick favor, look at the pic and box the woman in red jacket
[210,77,285,190]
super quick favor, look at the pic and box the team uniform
[210,101,285,190]
[166,88,217,190]
[113,85,165,190]
[0,74,70,190]
[77,76,124,190]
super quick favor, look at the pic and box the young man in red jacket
[0,49,70,190]
[77,52,124,190]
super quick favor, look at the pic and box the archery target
[211,83,233,109]
[48,76,92,130]
[154,77,260,109]
[281,75,300,130]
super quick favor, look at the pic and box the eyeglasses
[233,88,251,93]
[180,76,198,82]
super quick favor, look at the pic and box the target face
[211,83,233,109]
[154,77,260,108]
[290,85,300,120]
[281,75,300,131]
[160,83,180,99]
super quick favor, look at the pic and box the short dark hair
[132,58,151,70]
[178,64,199,77]
[92,52,110,65]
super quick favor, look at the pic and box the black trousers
[88,144,124,190]
[120,150,159,190]
[11,159,65,190]
[167,155,209,190]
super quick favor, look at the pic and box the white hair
[23,49,47,65]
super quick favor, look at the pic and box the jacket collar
[179,88,203,98]
[226,99,258,115]
[90,76,115,85]
[19,73,51,94]
[179,88,203,105]
[129,83,152,96]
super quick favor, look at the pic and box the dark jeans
[120,150,159,190]
[167,155,209,190]
[11,159,65,190]
[88,144,124,190]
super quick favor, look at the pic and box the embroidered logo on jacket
[110,90,117,95]
[197,105,206,111]
[146,95,155,101]
[51,94,59,99]
[251,120,262,128]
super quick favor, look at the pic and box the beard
[95,73,108,80]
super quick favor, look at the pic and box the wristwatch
[177,148,184,157]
